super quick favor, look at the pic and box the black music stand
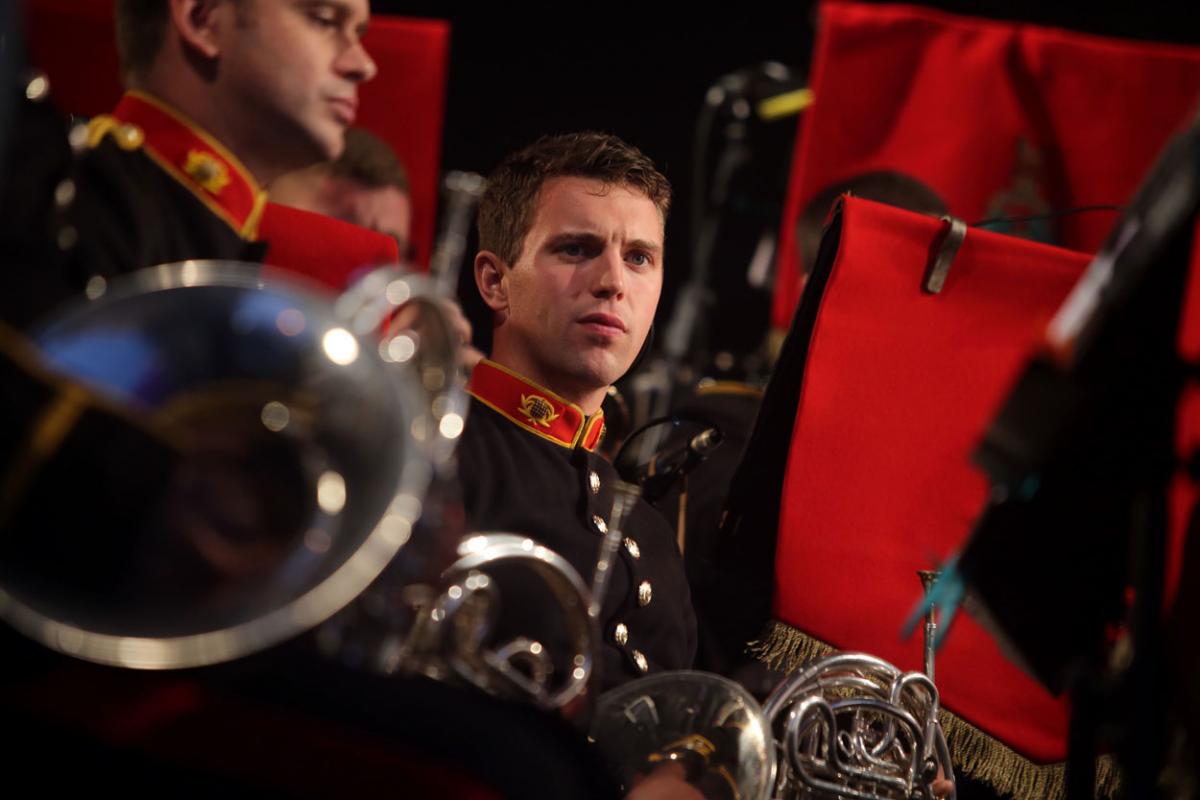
[953,106,1200,799]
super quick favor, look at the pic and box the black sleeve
[0,91,78,329]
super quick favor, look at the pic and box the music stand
[953,105,1200,798]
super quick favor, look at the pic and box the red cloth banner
[773,195,1089,761]
[773,1,1200,331]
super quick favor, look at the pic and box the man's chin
[580,357,636,390]
[299,122,345,165]
[313,133,345,164]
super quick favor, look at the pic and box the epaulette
[84,115,145,151]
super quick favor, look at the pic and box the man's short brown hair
[114,0,171,78]
[477,132,671,265]
[327,127,409,193]
[115,0,248,80]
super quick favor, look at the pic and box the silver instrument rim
[449,531,597,709]
[591,669,778,800]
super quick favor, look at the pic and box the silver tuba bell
[0,260,452,669]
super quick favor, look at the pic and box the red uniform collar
[467,359,606,451]
[94,91,267,240]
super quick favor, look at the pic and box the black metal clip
[922,215,967,295]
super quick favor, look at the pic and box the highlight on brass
[336,267,470,463]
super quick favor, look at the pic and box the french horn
[762,652,955,800]
[589,653,955,800]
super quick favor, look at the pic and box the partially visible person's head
[474,133,671,412]
[115,0,377,182]
[270,127,412,253]
[114,0,174,81]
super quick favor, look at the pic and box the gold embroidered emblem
[184,150,231,195]
[518,393,560,428]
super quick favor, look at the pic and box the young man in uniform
[459,132,696,689]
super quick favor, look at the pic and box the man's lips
[328,97,358,124]
[577,312,627,333]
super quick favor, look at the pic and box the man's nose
[337,37,378,84]
[591,248,626,298]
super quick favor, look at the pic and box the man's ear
[168,0,231,61]
[474,250,510,323]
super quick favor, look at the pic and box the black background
[371,2,1200,358]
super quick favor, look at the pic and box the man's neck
[132,77,299,187]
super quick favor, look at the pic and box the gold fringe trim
[749,621,1122,800]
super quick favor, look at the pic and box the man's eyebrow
[544,232,662,249]
[627,238,662,253]
[544,231,604,246]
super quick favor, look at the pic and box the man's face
[496,176,664,402]
[215,0,376,167]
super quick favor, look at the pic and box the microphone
[638,427,724,503]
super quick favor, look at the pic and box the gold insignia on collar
[184,150,231,195]
[518,393,560,428]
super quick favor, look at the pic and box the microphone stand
[955,102,1200,800]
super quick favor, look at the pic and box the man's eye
[309,9,339,27]
[559,243,586,257]
[627,251,651,267]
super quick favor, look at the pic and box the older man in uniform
[459,132,696,689]
[1,0,378,329]
[0,7,632,794]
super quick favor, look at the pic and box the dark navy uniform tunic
[457,359,697,690]
[1,89,267,331]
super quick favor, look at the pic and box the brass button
[68,122,89,152]
[623,538,641,559]
[25,72,50,103]
[632,649,649,673]
[589,470,601,494]
[592,515,607,534]
[613,622,629,646]
[54,179,76,209]
[84,275,107,300]
[117,123,144,150]
[638,581,652,607]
